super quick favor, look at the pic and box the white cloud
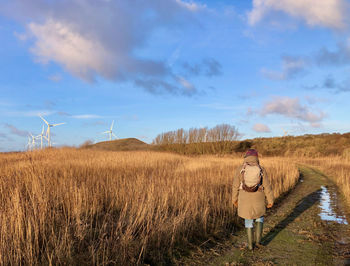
[56,112,102,119]
[261,96,325,125]
[248,0,347,29]
[198,103,236,110]
[28,20,114,82]
[175,76,197,95]
[253,123,271,133]
[261,56,307,80]
[176,0,206,11]
[310,122,322,128]
[3,110,54,117]
[48,73,62,82]
[71,114,102,119]
[4,0,205,93]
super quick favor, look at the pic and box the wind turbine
[282,128,288,137]
[26,136,32,151]
[39,115,65,147]
[29,133,37,150]
[102,120,117,141]
[36,125,46,149]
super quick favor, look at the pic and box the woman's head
[244,149,258,158]
[243,149,259,165]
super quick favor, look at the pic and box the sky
[1,0,350,151]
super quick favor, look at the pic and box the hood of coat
[243,155,259,165]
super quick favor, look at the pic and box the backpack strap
[239,163,246,182]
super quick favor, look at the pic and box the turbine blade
[41,125,45,135]
[52,122,65,127]
[112,133,117,138]
[39,115,49,125]
[101,131,109,134]
[110,120,114,130]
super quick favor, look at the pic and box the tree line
[152,124,243,155]
[152,124,240,145]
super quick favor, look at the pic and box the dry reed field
[300,156,350,206]
[0,149,299,265]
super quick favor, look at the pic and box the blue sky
[1,0,350,151]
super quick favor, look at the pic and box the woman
[232,149,274,250]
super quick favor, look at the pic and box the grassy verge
[299,157,350,208]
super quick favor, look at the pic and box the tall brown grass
[0,149,299,265]
[300,156,350,206]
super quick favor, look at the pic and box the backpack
[240,163,263,192]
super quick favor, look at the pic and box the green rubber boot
[255,222,263,248]
[246,227,254,250]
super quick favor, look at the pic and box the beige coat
[232,156,274,219]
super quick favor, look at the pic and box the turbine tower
[102,120,117,141]
[26,136,32,151]
[29,133,37,150]
[282,128,288,137]
[36,125,46,149]
[39,115,65,147]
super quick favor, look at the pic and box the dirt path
[189,166,350,265]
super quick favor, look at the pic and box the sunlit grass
[0,148,299,265]
[300,156,350,206]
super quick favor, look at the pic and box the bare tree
[153,124,240,152]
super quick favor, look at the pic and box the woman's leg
[255,216,264,223]
[244,219,254,250]
[255,216,264,246]
[244,219,254,228]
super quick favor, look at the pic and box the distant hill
[83,138,150,151]
[247,132,350,157]
[153,132,350,157]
